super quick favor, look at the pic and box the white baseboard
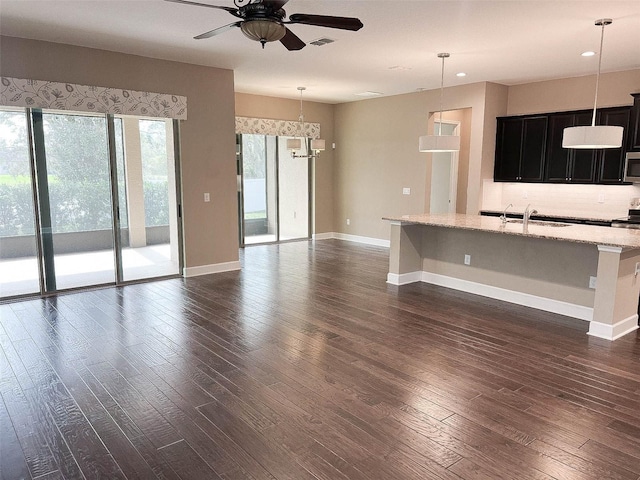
[312,232,335,240]
[332,232,390,248]
[183,260,241,278]
[387,271,422,285]
[588,314,639,340]
[419,271,594,321]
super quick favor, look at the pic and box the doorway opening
[429,120,460,214]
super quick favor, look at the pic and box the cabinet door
[494,118,522,181]
[630,93,640,152]
[544,114,572,182]
[598,107,631,183]
[569,112,597,183]
[520,116,547,182]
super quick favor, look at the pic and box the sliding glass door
[0,109,40,297]
[41,111,116,290]
[278,136,309,241]
[241,134,278,244]
[117,117,180,281]
[238,133,310,246]
[0,107,182,300]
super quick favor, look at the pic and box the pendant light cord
[438,54,445,136]
[592,20,606,127]
[298,87,305,136]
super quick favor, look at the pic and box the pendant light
[419,53,460,153]
[286,87,325,158]
[562,19,623,149]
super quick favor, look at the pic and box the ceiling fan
[164,0,363,50]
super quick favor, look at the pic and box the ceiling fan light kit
[419,53,461,153]
[562,18,623,149]
[165,0,363,50]
[241,19,286,45]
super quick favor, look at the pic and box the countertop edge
[383,214,640,249]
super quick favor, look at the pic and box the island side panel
[419,226,597,319]
[387,222,423,285]
[590,246,640,340]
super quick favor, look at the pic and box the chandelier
[286,87,325,158]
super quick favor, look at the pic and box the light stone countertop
[479,210,621,223]
[383,213,640,249]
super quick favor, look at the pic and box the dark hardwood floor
[2,239,640,480]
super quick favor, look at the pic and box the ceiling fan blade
[280,28,305,51]
[194,21,242,39]
[163,0,241,17]
[261,0,290,9]
[287,13,363,31]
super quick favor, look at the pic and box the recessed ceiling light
[581,51,596,57]
[355,91,383,97]
[456,72,467,77]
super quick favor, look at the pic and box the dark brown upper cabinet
[494,103,633,185]
[494,115,547,182]
[629,93,640,152]
[598,107,631,183]
[545,111,597,183]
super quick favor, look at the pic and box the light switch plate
[403,187,411,195]
[204,193,210,202]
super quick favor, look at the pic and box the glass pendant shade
[311,139,325,151]
[562,125,624,149]
[419,134,461,152]
[562,18,623,149]
[286,138,302,150]
[240,20,286,43]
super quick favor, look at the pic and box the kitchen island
[384,213,640,340]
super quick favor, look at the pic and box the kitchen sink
[506,219,571,227]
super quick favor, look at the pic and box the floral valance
[236,116,320,139]
[0,77,187,120]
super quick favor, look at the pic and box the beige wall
[507,69,640,115]
[234,93,335,234]
[333,82,507,240]
[420,227,597,307]
[0,35,239,270]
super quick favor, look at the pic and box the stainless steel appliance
[611,209,640,229]
[623,152,640,183]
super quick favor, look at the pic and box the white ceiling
[1,0,639,104]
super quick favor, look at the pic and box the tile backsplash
[482,180,640,219]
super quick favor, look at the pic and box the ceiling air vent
[310,37,335,47]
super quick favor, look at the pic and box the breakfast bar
[384,213,640,340]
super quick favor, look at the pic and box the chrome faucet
[500,203,513,224]
[523,204,538,229]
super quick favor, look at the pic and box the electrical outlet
[522,191,528,199]
[464,254,471,265]
[204,192,210,202]
[346,218,350,226]
[598,193,605,204]
[589,276,597,289]
[403,187,411,195]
